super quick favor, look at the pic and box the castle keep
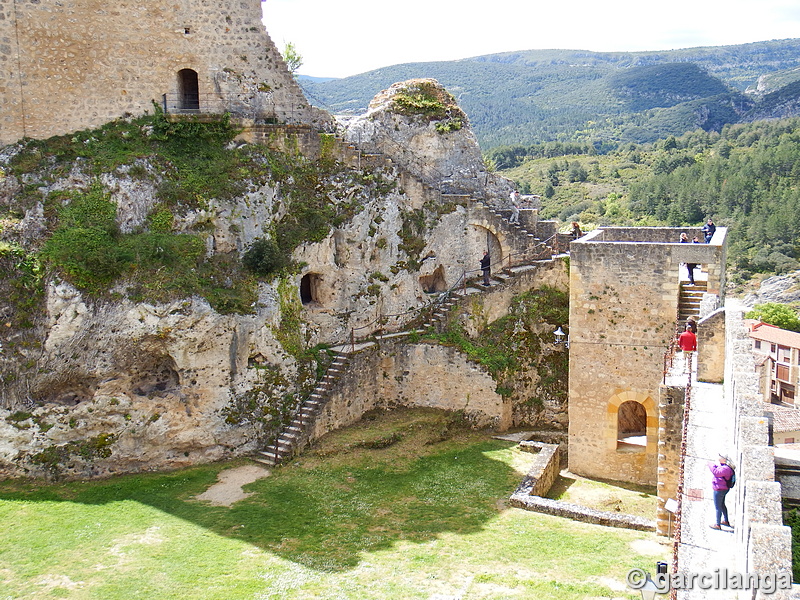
[0,0,330,146]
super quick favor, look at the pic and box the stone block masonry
[0,0,330,145]
[568,227,727,487]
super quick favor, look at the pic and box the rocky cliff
[0,80,559,480]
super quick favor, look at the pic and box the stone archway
[606,390,658,453]
[465,224,505,273]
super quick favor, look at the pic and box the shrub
[242,237,290,277]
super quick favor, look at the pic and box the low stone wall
[516,441,561,497]
[508,440,656,532]
[509,494,657,532]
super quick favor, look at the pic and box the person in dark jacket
[701,218,716,243]
[708,453,734,530]
[480,251,491,286]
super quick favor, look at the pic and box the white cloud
[263,0,800,78]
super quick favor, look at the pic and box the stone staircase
[249,131,561,468]
[250,259,552,467]
[678,280,707,324]
[483,205,559,263]
[252,351,351,467]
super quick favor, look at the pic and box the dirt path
[194,464,271,507]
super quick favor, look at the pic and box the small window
[184,27,191,35]
[755,340,762,350]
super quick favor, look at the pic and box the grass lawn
[0,408,668,599]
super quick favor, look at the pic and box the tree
[745,302,800,332]
[282,42,303,75]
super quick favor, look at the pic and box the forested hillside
[497,117,800,284]
[301,39,800,149]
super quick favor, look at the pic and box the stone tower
[0,0,331,146]
[567,227,727,486]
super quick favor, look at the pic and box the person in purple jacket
[708,453,734,530]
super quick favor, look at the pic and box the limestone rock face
[742,270,800,306]
[0,80,554,480]
[342,79,512,201]
[0,279,295,480]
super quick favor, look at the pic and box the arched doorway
[606,390,657,453]
[300,273,322,305]
[466,225,503,272]
[178,69,200,110]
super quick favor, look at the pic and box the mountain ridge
[300,39,800,149]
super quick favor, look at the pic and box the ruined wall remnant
[0,0,330,145]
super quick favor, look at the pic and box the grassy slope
[0,408,666,599]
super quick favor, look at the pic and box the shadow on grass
[0,437,520,573]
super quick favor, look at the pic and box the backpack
[727,467,736,489]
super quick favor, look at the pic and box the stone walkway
[667,354,738,599]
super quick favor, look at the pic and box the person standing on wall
[678,323,697,373]
[480,251,491,286]
[702,218,716,243]
[708,453,734,530]
[680,232,697,285]
[509,190,520,224]
[571,221,583,240]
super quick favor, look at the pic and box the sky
[262,0,800,79]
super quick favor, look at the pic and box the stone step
[251,455,276,467]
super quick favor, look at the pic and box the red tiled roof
[748,322,800,349]
[766,404,800,433]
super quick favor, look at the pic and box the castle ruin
[0,0,331,146]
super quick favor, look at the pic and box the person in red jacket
[678,323,697,373]
[708,453,734,530]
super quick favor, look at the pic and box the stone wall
[309,340,511,444]
[724,307,794,598]
[0,0,330,146]
[568,227,727,486]
[697,308,725,383]
[509,441,656,532]
[657,385,685,536]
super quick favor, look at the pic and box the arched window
[617,400,647,450]
[178,69,200,110]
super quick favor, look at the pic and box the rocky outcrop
[341,79,512,202]
[0,80,562,480]
[742,270,800,306]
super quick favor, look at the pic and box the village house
[749,321,800,406]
